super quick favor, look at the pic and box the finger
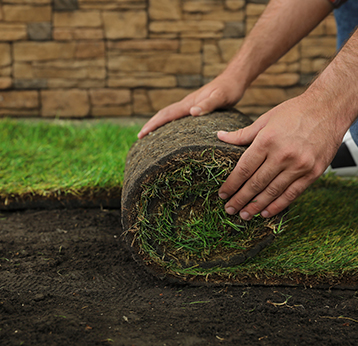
[190,90,229,117]
[138,99,192,139]
[260,177,314,219]
[222,158,283,217]
[237,169,303,220]
[218,143,266,201]
[217,114,271,146]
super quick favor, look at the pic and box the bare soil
[0,208,357,346]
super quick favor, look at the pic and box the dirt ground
[0,207,357,346]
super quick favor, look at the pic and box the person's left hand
[217,95,344,220]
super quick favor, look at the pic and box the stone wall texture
[0,0,337,118]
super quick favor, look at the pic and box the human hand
[137,73,245,139]
[217,96,344,220]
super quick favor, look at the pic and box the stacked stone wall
[0,0,337,118]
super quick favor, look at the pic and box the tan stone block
[0,43,11,67]
[266,62,300,74]
[325,15,337,36]
[107,39,179,51]
[203,63,226,77]
[75,41,105,59]
[183,1,218,13]
[108,53,201,74]
[47,79,106,88]
[133,89,154,115]
[181,31,223,39]
[0,90,38,109]
[246,17,257,34]
[103,11,147,39]
[107,72,177,88]
[286,62,300,73]
[238,87,288,107]
[201,9,244,21]
[225,0,245,10]
[79,0,146,10]
[149,0,181,20]
[14,42,76,62]
[53,28,104,40]
[218,38,243,62]
[180,39,201,53]
[41,89,90,117]
[0,23,27,41]
[0,77,12,89]
[203,43,221,64]
[91,105,132,117]
[301,37,336,58]
[148,88,195,111]
[3,5,51,22]
[252,73,300,87]
[5,0,51,4]
[90,88,130,106]
[150,20,224,34]
[54,11,102,28]
[0,5,2,21]
[0,66,11,77]
[149,33,179,39]
[246,4,266,16]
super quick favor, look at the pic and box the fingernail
[261,210,270,218]
[240,211,251,220]
[190,106,202,116]
[225,207,237,215]
[217,131,228,136]
[219,192,228,199]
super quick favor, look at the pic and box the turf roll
[121,109,287,283]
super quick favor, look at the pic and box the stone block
[108,72,176,88]
[177,74,202,88]
[203,63,226,77]
[0,23,27,41]
[150,20,224,34]
[239,87,288,106]
[148,88,195,111]
[225,0,245,10]
[133,89,153,115]
[0,66,11,77]
[107,39,179,52]
[0,77,12,89]
[239,106,271,117]
[14,42,76,61]
[252,73,300,87]
[149,0,181,20]
[79,0,146,10]
[201,9,244,21]
[0,90,39,109]
[89,88,131,106]
[53,28,104,40]
[54,10,102,27]
[53,0,78,11]
[91,105,132,117]
[203,43,221,64]
[13,79,47,89]
[180,39,201,53]
[47,79,106,88]
[41,89,90,117]
[301,37,336,58]
[3,5,51,22]
[325,15,337,36]
[223,21,245,38]
[183,1,216,13]
[246,3,266,16]
[278,46,300,63]
[219,38,244,62]
[0,43,11,67]
[75,41,105,59]
[27,22,52,41]
[300,58,329,74]
[103,11,147,39]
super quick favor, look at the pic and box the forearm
[303,28,358,140]
[223,0,332,89]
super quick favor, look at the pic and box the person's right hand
[137,73,245,139]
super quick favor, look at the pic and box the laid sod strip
[0,119,141,198]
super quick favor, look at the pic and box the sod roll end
[121,110,286,283]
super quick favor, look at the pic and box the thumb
[217,120,265,146]
[189,90,233,117]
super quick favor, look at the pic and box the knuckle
[235,162,251,180]
[284,185,303,202]
[249,179,264,193]
[265,185,281,198]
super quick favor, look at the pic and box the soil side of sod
[1,208,357,346]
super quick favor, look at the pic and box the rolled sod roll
[122,109,286,282]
